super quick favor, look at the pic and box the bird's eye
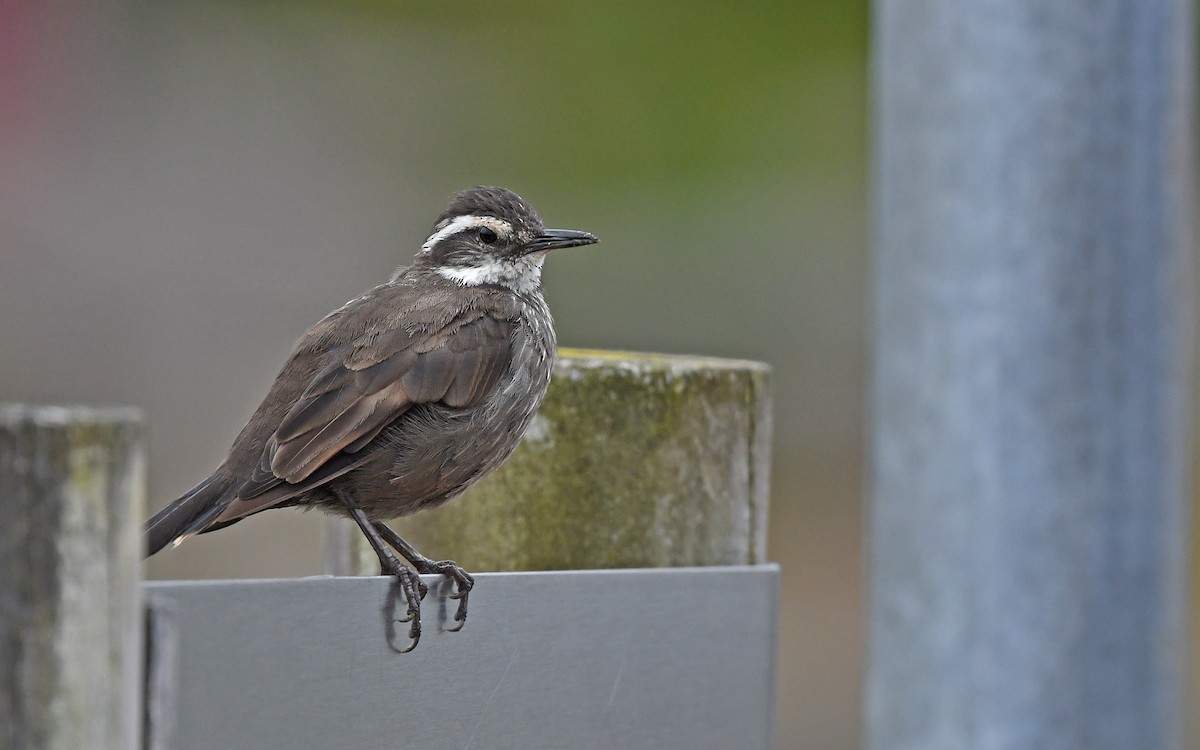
[478,227,498,244]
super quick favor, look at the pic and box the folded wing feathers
[445,336,510,407]
[442,346,485,407]
[235,442,283,499]
[263,313,514,486]
[271,384,408,482]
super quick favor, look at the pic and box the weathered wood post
[0,405,145,750]
[868,1,1195,749]
[325,349,772,574]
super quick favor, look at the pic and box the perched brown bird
[144,186,598,650]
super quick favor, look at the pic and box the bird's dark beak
[522,228,599,254]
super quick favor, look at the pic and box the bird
[144,185,598,651]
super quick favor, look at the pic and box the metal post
[0,405,145,750]
[867,1,1195,749]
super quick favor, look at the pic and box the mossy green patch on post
[331,350,771,574]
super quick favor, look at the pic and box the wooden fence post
[0,405,145,750]
[868,1,1195,748]
[324,349,772,574]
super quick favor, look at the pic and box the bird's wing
[267,310,514,484]
[215,301,516,524]
[274,309,511,480]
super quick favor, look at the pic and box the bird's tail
[144,474,230,558]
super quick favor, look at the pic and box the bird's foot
[382,560,427,652]
[409,558,474,632]
[371,522,475,633]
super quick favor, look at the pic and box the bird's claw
[383,544,475,640]
[409,558,473,633]
[388,565,424,651]
[444,567,471,632]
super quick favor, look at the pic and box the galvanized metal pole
[0,405,146,750]
[868,1,1195,749]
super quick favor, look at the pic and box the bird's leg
[335,491,426,652]
[373,522,474,633]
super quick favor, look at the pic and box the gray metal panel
[145,565,778,750]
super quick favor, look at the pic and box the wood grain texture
[0,404,145,750]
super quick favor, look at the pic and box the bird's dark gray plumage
[144,186,598,650]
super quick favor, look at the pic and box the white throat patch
[436,252,546,293]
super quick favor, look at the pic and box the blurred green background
[6,2,1189,749]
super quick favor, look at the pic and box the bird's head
[411,186,598,293]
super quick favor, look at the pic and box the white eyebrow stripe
[420,215,511,253]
